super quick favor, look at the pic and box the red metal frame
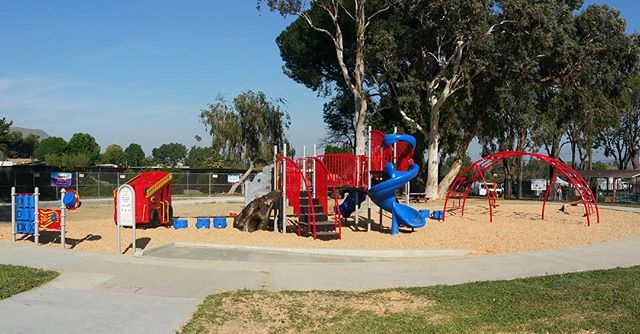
[370,130,414,172]
[305,156,343,240]
[317,154,368,189]
[370,130,387,172]
[443,151,600,226]
[277,156,318,238]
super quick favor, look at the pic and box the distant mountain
[10,126,50,140]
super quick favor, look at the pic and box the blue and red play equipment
[368,134,428,235]
[273,129,430,239]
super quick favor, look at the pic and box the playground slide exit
[339,191,367,218]
[368,134,428,235]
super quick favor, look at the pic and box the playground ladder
[298,190,340,240]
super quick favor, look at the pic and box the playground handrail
[280,157,318,239]
[316,154,369,189]
[310,156,342,240]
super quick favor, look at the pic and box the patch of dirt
[211,290,435,334]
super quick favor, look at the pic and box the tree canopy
[152,143,188,166]
[272,0,640,197]
[101,144,125,165]
[123,143,146,167]
[200,90,292,165]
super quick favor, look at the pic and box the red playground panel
[114,171,173,226]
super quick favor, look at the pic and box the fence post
[208,173,212,197]
[186,170,190,196]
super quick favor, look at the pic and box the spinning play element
[63,189,81,210]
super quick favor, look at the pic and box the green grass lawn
[181,266,640,334]
[0,264,59,299]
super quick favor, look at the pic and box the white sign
[119,174,126,179]
[531,179,547,191]
[228,174,241,183]
[117,185,136,227]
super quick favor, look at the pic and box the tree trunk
[435,134,474,198]
[353,96,367,155]
[228,162,255,194]
[436,159,461,199]
[425,106,440,199]
[353,3,367,155]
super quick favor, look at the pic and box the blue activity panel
[16,194,36,234]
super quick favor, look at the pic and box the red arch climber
[443,151,600,226]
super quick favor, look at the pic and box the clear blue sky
[0,0,638,159]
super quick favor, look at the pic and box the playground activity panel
[10,187,82,249]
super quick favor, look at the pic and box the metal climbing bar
[443,151,600,226]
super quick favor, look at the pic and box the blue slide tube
[368,134,428,235]
[339,191,367,218]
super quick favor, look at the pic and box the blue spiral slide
[368,134,429,235]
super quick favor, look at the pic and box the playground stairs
[298,191,339,240]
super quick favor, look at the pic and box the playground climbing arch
[443,151,600,226]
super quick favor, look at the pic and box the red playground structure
[273,128,417,240]
[443,151,600,226]
[113,171,173,227]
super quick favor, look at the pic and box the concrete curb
[141,242,471,259]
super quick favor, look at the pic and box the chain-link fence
[1,169,256,201]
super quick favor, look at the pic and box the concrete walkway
[0,237,639,334]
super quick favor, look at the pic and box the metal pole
[393,127,397,166]
[367,126,372,231]
[354,191,359,229]
[355,155,360,229]
[208,173,212,197]
[60,188,66,250]
[312,145,317,198]
[282,143,287,234]
[273,145,279,228]
[302,146,306,191]
[34,187,39,246]
[116,220,121,255]
[11,187,16,242]
[76,172,79,191]
[132,218,136,257]
[405,183,410,205]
